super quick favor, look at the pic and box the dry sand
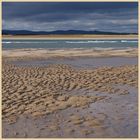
[3,34,138,40]
[2,49,138,138]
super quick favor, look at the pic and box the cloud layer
[2,2,138,33]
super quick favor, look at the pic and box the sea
[2,39,138,50]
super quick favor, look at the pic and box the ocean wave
[87,40,118,43]
[66,41,90,44]
[2,41,12,44]
[121,40,138,43]
[2,41,57,44]
[2,40,138,44]
[66,40,119,44]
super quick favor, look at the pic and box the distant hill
[2,29,137,35]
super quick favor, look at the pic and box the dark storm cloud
[2,2,138,33]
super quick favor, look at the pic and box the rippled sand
[2,51,138,138]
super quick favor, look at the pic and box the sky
[2,2,138,33]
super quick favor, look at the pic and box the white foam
[66,40,119,44]
[65,41,88,44]
[3,40,138,44]
[2,41,57,44]
[121,40,138,43]
[87,40,118,43]
[2,41,12,44]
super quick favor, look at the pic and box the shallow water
[2,85,138,138]
[11,57,138,69]
[2,39,138,50]
[88,85,138,137]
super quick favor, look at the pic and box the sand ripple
[2,60,138,123]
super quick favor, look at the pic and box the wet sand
[3,86,137,138]
[2,48,138,59]
[11,57,137,68]
[2,49,138,138]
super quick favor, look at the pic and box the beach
[2,47,138,138]
[2,1,138,138]
[3,34,138,40]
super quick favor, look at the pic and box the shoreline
[2,48,138,59]
[2,34,138,40]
